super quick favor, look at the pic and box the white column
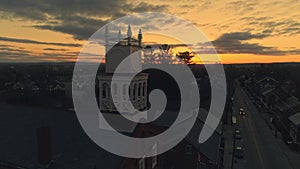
[144,82,147,107]
[130,85,134,101]
[140,83,143,97]
[99,82,103,110]
[144,82,147,97]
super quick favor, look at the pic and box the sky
[0,0,299,63]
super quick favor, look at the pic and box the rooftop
[288,113,300,126]
[0,103,122,169]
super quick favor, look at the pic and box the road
[232,82,293,169]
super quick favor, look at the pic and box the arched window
[133,83,137,100]
[138,83,142,97]
[102,83,109,98]
[143,82,146,96]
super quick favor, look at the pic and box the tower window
[112,83,117,95]
[102,83,109,98]
[143,82,146,96]
[138,83,142,97]
[133,83,137,100]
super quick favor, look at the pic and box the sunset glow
[0,0,299,64]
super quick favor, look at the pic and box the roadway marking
[237,86,267,169]
[244,116,266,169]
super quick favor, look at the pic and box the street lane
[232,82,293,169]
[233,86,265,169]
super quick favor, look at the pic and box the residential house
[288,113,300,145]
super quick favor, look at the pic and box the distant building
[276,96,300,132]
[254,77,278,110]
[255,77,278,95]
[288,113,300,145]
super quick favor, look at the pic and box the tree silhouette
[176,51,195,64]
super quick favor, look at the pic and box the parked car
[235,129,242,140]
[232,115,237,124]
[285,137,293,145]
[235,146,244,159]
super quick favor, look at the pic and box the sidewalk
[223,124,234,169]
[223,86,238,169]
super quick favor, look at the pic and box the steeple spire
[127,24,132,37]
[127,24,132,45]
[138,29,142,47]
[118,29,122,42]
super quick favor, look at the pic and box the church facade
[98,25,149,114]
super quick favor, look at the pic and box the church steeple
[105,26,110,53]
[138,29,142,47]
[127,24,132,37]
[127,24,132,45]
[118,29,122,42]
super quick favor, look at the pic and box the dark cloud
[0,0,167,40]
[255,19,300,36]
[43,48,68,51]
[215,32,268,41]
[277,26,300,36]
[236,15,300,37]
[202,32,300,56]
[225,0,257,15]
[33,24,98,40]
[0,46,36,62]
[130,2,166,12]
[0,47,29,53]
[0,36,81,47]
[240,16,272,22]
[0,45,78,62]
[197,1,212,11]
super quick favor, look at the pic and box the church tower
[105,24,143,74]
[98,25,149,114]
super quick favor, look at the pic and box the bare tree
[142,44,179,64]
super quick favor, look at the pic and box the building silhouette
[98,25,149,124]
